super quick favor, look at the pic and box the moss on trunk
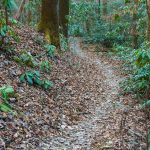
[38,0,59,46]
[146,0,150,41]
[39,0,69,47]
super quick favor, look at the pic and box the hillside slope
[0,27,147,149]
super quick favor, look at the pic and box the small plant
[0,0,18,51]
[14,51,38,68]
[142,100,150,108]
[60,34,68,51]
[20,70,53,89]
[134,42,150,67]
[0,85,15,112]
[45,44,56,57]
[0,85,15,101]
[42,80,54,90]
[20,70,41,85]
[122,42,150,95]
[40,60,52,73]
[0,15,18,51]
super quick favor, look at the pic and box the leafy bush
[20,70,53,90]
[69,0,147,48]
[45,44,56,57]
[69,1,100,37]
[0,85,15,112]
[40,60,52,73]
[0,12,18,50]
[122,42,150,97]
[0,0,18,51]
[60,34,69,51]
[0,85,14,101]
[2,0,18,10]
[24,0,41,26]
[14,51,38,68]
[143,100,150,107]
[20,70,41,85]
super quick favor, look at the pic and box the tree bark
[146,0,150,41]
[102,0,107,15]
[39,0,59,46]
[132,0,139,49]
[14,0,26,20]
[39,0,69,47]
[59,0,69,37]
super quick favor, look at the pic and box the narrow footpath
[40,38,146,150]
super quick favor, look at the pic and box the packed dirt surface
[39,38,147,150]
[0,26,147,149]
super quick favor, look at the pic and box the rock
[0,138,5,150]
[0,122,5,130]
[9,98,17,103]
[61,125,66,129]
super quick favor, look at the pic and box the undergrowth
[0,1,57,113]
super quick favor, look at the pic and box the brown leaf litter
[0,26,149,150]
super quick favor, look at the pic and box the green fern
[3,0,18,10]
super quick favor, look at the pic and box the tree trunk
[102,0,107,15]
[5,6,8,25]
[39,0,59,46]
[27,10,32,25]
[132,0,139,49]
[98,0,101,16]
[146,0,150,41]
[39,0,69,47]
[59,0,69,37]
[14,0,26,20]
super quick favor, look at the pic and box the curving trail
[40,38,146,150]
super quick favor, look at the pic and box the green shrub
[45,44,56,57]
[122,42,150,96]
[14,51,38,68]
[0,85,15,112]
[0,0,18,51]
[20,70,53,90]
[40,60,52,73]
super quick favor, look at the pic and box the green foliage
[2,0,18,11]
[0,85,14,101]
[60,34,68,51]
[0,9,18,51]
[0,85,15,112]
[69,0,149,98]
[14,51,38,68]
[42,80,54,90]
[24,0,41,26]
[69,1,100,37]
[40,60,52,73]
[125,0,131,4]
[142,100,150,107]
[119,42,150,97]
[134,42,150,67]
[69,0,147,47]
[20,70,53,90]
[0,103,13,112]
[20,70,41,85]
[45,44,56,57]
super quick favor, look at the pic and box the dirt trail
[39,38,146,150]
[1,26,146,150]
[39,38,127,150]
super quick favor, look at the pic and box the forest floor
[0,26,147,150]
